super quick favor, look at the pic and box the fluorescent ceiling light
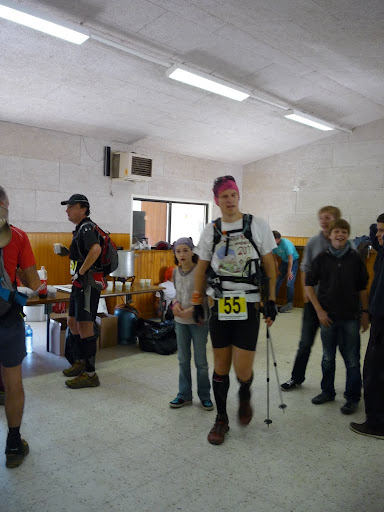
[166,64,250,101]
[0,0,89,44]
[284,110,334,131]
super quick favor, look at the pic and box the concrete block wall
[0,120,242,234]
[242,118,384,239]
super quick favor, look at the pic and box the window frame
[131,194,212,247]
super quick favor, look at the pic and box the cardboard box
[95,314,118,349]
[24,305,45,322]
[50,317,67,356]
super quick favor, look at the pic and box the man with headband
[193,176,277,445]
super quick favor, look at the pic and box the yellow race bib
[218,291,248,321]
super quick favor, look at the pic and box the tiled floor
[1,310,383,512]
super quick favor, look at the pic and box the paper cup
[106,281,114,291]
[53,243,62,254]
[140,279,145,287]
[125,281,132,290]
[145,279,151,287]
[115,281,123,291]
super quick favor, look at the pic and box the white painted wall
[0,120,242,234]
[242,118,384,239]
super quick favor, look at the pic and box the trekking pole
[267,326,287,413]
[264,326,272,427]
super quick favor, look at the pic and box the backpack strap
[242,214,262,259]
[0,248,15,291]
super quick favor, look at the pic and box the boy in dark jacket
[350,214,384,439]
[305,219,369,415]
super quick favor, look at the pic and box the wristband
[191,291,203,305]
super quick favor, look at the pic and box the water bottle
[38,266,48,298]
[25,323,33,354]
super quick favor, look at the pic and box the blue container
[114,306,139,345]
[25,323,33,353]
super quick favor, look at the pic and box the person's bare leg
[2,365,24,427]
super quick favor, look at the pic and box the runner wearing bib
[193,176,277,445]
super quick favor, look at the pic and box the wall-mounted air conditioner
[111,152,152,181]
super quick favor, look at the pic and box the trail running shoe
[65,372,100,389]
[5,439,29,468]
[281,378,300,391]
[207,414,229,445]
[63,361,86,377]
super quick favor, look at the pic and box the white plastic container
[24,305,45,322]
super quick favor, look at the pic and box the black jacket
[369,246,384,319]
[306,247,369,321]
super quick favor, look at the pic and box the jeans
[275,258,299,304]
[363,316,384,426]
[291,302,320,384]
[320,319,362,402]
[175,322,211,402]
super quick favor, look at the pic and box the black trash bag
[64,321,100,364]
[137,319,177,355]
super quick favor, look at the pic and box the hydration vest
[206,214,269,299]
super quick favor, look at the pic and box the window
[132,198,209,247]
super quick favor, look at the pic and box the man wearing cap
[58,194,103,389]
[193,176,277,445]
[0,186,40,468]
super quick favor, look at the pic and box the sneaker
[350,421,384,440]
[0,391,4,406]
[65,372,100,389]
[340,401,359,415]
[311,392,335,405]
[207,414,229,445]
[63,361,86,377]
[281,378,301,391]
[5,439,29,468]
[201,399,214,411]
[238,399,253,425]
[279,302,293,313]
[169,398,192,408]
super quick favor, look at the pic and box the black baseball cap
[61,194,89,206]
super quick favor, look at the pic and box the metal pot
[109,250,136,278]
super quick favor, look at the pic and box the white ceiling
[1,0,384,164]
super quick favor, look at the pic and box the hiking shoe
[350,422,384,440]
[201,399,214,411]
[63,361,86,377]
[65,372,100,389]
[278,302,293,313]
[340,401,359,415]
[169,398,192,408]
[208,414,229,445]
[281,378,301,391]
[238,399,253,425]
[0,391,4,406]
[311,392,335,405]
[5,439,29,468]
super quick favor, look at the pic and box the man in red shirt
[0,186,40,468]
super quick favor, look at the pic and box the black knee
[237,373,253,400]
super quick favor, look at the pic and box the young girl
[169,237,213,411]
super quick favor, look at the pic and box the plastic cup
[106,281,114,291]
[115,281,123,291]
[145,279,151,287]
[140,279,145,287]
[53,243,62,254]
[125,281,132,290]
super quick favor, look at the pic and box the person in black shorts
[58,194,104,389]
[193,176,277,445]
[0,187,41,468]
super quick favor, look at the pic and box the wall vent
[111,152,152,181]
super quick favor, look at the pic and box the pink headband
[214,180,240,205]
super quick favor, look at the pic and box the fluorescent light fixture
[0,0,89,44]
[166,64,250,101]
[284,110,334,131]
